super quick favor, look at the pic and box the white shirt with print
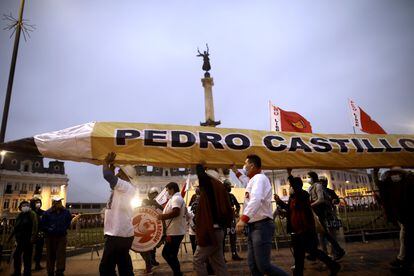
[104,178,136,237]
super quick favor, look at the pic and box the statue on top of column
[197,44,211,77]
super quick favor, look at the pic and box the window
[3,199,10,209]
[13,182,20,191]
[28,184,34,191]
[12,199,18,210]
[51,186,60,195]
[5,184,12,194]
[20,160,33,172]
[21,183,27,192]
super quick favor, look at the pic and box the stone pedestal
[200,77,220,127]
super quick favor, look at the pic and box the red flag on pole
[269,101,313,133]
[348,99,386,134]
[181,174,191,197]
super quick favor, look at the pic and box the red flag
[270,102,312,133]
[348,99,386,134]
[180,174,191,197]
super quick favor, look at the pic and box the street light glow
[130,197,142,209]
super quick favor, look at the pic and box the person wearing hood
[41,196,72,276]
[275,169,340,276]
[9,200,38,276]
[30,197,45,271]
[307,171,345,261]
[373,167,414,274]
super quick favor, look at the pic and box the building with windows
[0,152,68,218]
[131,166,193,195]
[66,202,106,214]
[264,169,374,204]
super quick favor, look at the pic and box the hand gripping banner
[1,121,413,169]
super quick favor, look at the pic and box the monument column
[197,44,220,127]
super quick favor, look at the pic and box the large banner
[1,121,414,169]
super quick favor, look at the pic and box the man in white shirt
[235,154,288,276]
[99,152,136,276]
[157,182,186,276]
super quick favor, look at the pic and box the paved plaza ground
[0,239,412,275]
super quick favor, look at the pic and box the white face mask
[307,177,313,184]
[390,175,402,183]
[35,203,41,208]
[21,206,30,213]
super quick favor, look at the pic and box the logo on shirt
[131,207,164,252]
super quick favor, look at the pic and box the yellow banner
[90,122,414,169]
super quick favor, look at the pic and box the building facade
[265,169,374,205]
[0,152,68,219]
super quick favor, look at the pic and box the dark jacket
[195,165,233,246]
[10,211,38,243]
[276,176,315,234]
[41,207,72,236]
[374,171,414,225]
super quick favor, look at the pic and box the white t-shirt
[104,178,136,237]
[163,192,186,236]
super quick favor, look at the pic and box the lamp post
[0,0,26,143]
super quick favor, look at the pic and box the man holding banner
[99,152,136,276]
[236,155,288,276]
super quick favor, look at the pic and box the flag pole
[269,100,272,131]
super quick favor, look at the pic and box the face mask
[391,175,402,182]
[35,203,41,208]
[307,177,313,184]
[21,206,30,213]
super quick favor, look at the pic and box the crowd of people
[5,151,412,275]
[7,195,72,276]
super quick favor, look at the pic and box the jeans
[162,235,184,276]
[99,235,134,276]
[247,219,288,276]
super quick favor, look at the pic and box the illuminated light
[130,197,142,209]
[345,180,350,183]
[0,150,6,157]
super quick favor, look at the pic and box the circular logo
[131,206,164,252]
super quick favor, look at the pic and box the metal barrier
[0,213,105,254]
